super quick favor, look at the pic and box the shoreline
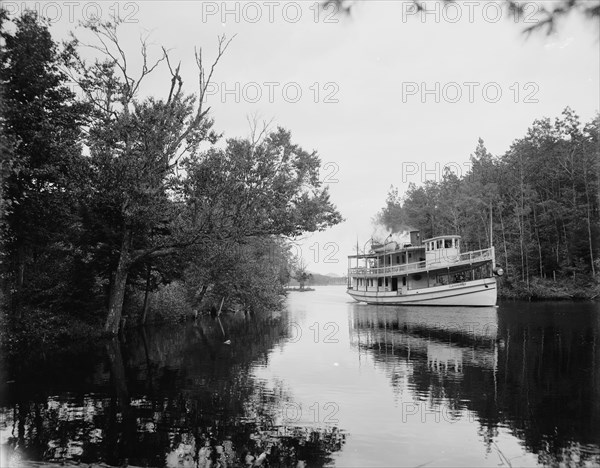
[497,277,599,301]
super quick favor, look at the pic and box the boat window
[378,277,382,287]
[430,242,434,251]
[436,240,442,249]
[444,239,452,248]
[453,272,466,283]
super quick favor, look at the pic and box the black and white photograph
[0,1,599,466]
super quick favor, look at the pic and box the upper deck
[348,246,494,277]
[348,233,494,277]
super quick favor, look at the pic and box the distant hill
[288,272,347,286]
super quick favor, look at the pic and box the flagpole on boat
[490,201,493,249]
[490,201,497,272]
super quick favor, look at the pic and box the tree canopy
[327,0,600,34]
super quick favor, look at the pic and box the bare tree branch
[162,34,236,160]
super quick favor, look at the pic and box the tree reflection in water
[349,303,600,467]
[0,311,345,467]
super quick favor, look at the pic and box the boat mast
[489,201,493,248]
[490,201,496,270]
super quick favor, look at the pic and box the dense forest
[0,12,342,344]
[376,108,599,299]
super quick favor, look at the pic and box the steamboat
[346,231,503,306]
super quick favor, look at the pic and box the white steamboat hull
[347,278,497,306]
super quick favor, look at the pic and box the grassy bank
[498,276,600,301]
[0,282,194,356]
[0,308,104,356]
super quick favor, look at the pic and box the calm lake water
[1,287,599,467]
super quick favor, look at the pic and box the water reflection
[349,302,600,466]
[1,291,599,467]
[1,311,345,467]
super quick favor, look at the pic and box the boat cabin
[348,230,494,294]
[424,235,461,266]
[362,233,462,271]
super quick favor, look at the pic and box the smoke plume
[371,223,417,245]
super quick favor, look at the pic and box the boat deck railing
[349,247,493,277]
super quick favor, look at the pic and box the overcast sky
[10,0,599,274]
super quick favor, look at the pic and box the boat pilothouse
[347,230,503,306]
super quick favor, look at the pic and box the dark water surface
[1,287,599,467]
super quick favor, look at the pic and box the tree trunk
[499,210,509,276]
[516,202,525,282]
[13,242,26,317]
[586,202,596,276]
[17,243,25,290]
[106,338,129,400]
[561,222,568,264]
[196,284,208,308]
[140,265,152,326]
[583,165,596,276]
[525,217,531,288]
[105,228,132,335]
[533,205,543,278]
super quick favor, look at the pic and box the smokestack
[410,230,421,246]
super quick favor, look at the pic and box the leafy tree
[180,128,343,240]
[0,11,89,313]
[179,128,342,298]
[65,19,232,334]
[291,256,312,291]
[183,235,293,314]
[375,186,405,232]
[327,0,600,34]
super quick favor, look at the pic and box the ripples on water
[1,287,599,467]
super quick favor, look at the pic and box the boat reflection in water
[350,306,499,380]
[349,303,600,467]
